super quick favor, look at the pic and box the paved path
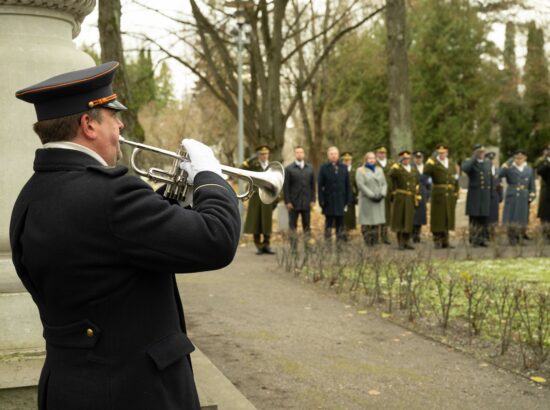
[178,245,549,410]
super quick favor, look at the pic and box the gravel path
[179,245,550,410]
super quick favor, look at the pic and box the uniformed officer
[412,151,431,243]
[375,145,394,244]
[388,150,420,250]
[318,146,352,242]
[499,150,536,245]
[423,144,460,249]
[461,144,493,247]
[341,151,358,240]
[11,62,240,409]
[485,151,503,239]
[243,145,276,254]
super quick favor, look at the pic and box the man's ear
[79,113,98,141]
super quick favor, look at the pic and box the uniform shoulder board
[87,165,128,177]
[501,162,509,169]
[391,163,400,170]
[426,158,435,165]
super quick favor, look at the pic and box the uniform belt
[432,184,455,190]
[509,184,526,190]
[394,189,414,196]
[43,318,101,349]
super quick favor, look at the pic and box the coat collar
[34,148,105,172]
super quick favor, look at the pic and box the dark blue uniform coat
[499,163,536,226]
[413,165,431,226]
[318,161,352,216]
[462,157,493,217]
[10,149,240,410]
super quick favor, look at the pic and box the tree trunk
[98,0,144,150]
[386,0,413,156]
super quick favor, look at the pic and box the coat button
[86,328,94,337]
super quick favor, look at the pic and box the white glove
[179,139,223,184]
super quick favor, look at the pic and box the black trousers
[288,209,311,233]
[325,215,344,241]
[469,216,489,245]
[253,234,271,250]
[412,225,422,242]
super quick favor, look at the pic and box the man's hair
[294,146,304,151]
[327,146,338,154]
[33,108,103,144]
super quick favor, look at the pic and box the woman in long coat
[356,152,387,246]
[499,150,536,245]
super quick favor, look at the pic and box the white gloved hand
[179,139,223,184]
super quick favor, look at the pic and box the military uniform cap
[413,150,424,158]
[436,143,449,152]
[514,149,527,157]
[473,144,485,151]
[15,61,127,121]
[484,152,496,160]
[398,150,411,158]
[341,151,353,160]
[256,145,270,154]
[375,145,388,153]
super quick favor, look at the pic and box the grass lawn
[436,258,550,284]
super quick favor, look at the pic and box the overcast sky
[74,0,550,99]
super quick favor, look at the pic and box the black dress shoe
[256,249,264,255]
[404,244,415,250]
[263,247,275,255]
[383,239,391,245]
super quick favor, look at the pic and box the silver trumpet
[119,136,285,204]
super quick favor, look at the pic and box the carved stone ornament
[0,0,96,37]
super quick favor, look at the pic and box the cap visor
[104,100,127,111]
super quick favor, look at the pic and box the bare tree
[132,0,384,160]
[98,0,144,146]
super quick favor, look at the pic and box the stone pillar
[0,0,96,388]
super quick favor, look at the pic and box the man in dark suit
[461,144,493,247]
[284,146,316,247]
[10,62,240,409]
[318,146,352,242]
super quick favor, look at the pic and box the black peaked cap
[15,61,126,121]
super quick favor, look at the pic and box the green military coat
[242,158,273,235]
[344,165,358,230]
[377,159,395,226]
[423,157,459,233]
[388,163,419,233]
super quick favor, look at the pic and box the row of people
[244,142,550,253]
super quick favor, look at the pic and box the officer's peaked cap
[15,61,127,121]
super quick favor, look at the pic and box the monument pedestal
[0,0,95,389]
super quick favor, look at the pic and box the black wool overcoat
[317,161,352,216]
[537,160,550,222]
[10,149,240,410]
[283,162,316,211]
